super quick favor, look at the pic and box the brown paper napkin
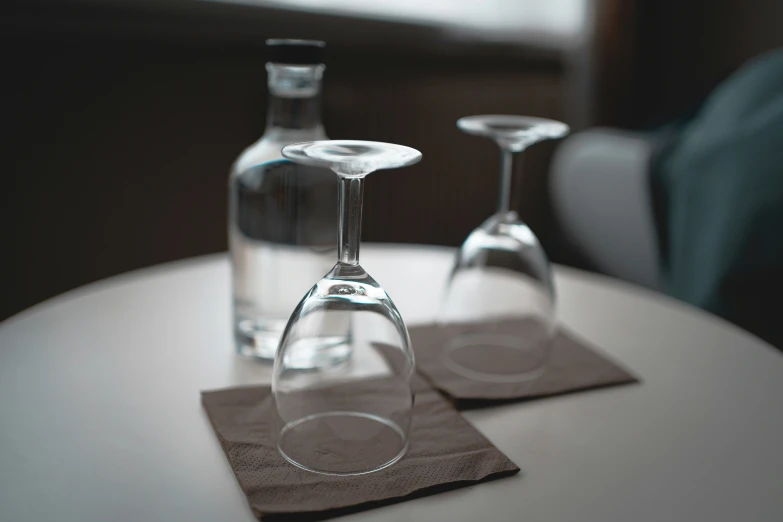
[201,377,519,521]
[410,319,639,408]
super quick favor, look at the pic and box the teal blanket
[651,49,783,348]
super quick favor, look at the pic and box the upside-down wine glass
[438,115,569,383]
[273,140,421,476]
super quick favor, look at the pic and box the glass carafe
[229,39,338,363]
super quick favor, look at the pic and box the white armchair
[549,128,661,290]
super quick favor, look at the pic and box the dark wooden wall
[6,0,781,319]
[592,0,783,129]
[2,0,568,319]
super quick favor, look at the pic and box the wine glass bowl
[274,140,421,476]
[439,115,569,384]
[441,212,555,383]
[273,263,412,475]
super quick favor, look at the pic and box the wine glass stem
[498,148,515,214]
[338,176,364,265]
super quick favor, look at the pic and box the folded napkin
[201,377,519,520]
[410,319,639,408]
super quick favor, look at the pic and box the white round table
[2,245,782,522]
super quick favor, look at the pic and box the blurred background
[3,0,783,346]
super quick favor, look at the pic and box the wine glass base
[278,411,408,476]
[441,333,548,383]
[282,140,421,177]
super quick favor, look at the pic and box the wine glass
[274,140,421,476]
[438,115,569,383]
